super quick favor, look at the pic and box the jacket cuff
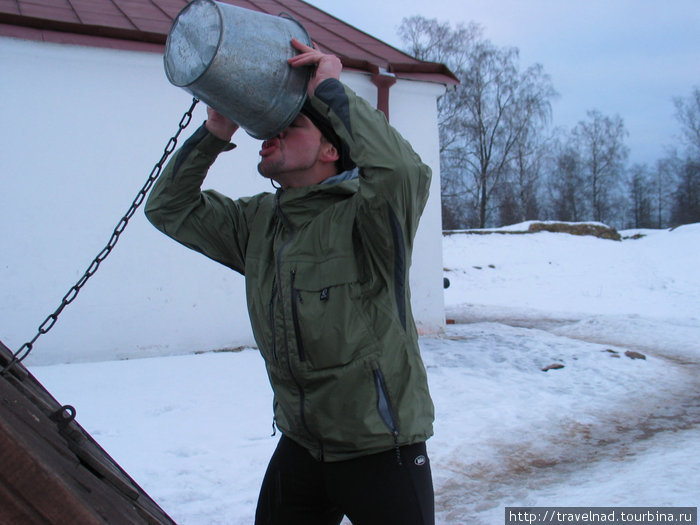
[311,79,353,139]
[314,78,344,103]
[191,122,237,156]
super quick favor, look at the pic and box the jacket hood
[275,174,359,228]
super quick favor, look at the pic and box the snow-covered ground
[30,223,700,524]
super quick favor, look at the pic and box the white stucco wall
[0,36,445,366]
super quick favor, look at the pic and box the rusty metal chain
[1,98,199,377]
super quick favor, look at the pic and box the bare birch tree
[669,87,700,225]
[674,86,700,158]
[547,136,586,222]
[626,164,655,228]
[570,110,628,223]
[399,16,556,228]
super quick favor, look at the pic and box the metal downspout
[371,68,397,121]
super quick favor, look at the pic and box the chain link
[1,98,199,376]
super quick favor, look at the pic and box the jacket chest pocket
[291,259,375,370]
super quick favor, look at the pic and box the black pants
[255,435,435,525]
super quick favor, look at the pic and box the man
[146,39,435,525]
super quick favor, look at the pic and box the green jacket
[145,79,434,461]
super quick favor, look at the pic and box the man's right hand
[288,38,342,98]
[205,107,239,141]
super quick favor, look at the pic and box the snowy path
[435,307,700,524]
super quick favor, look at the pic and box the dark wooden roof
[0,0,458,84]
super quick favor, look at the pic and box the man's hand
[205,107,239,141]
[288,38,342,97]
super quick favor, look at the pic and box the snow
[29,223,700,524]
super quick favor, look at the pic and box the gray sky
[307,0,700,166]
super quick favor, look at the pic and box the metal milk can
[164,0,313,139]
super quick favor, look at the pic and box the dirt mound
[527,222,621,240]
[444,222,622,240]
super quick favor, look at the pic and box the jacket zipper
[268,281,277,361]
[373,367,403,466]
[274,192,323,459]
[290,269,306,362]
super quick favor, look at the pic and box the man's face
[257,113,325,188]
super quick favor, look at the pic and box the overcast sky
[306,0,700,166]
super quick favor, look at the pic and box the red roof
[0,0,458,84]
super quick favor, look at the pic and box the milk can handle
[278,12,313,45]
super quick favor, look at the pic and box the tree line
[399,16,700,230]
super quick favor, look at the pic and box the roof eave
[0,14,460,86]
[0,13,167,45]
